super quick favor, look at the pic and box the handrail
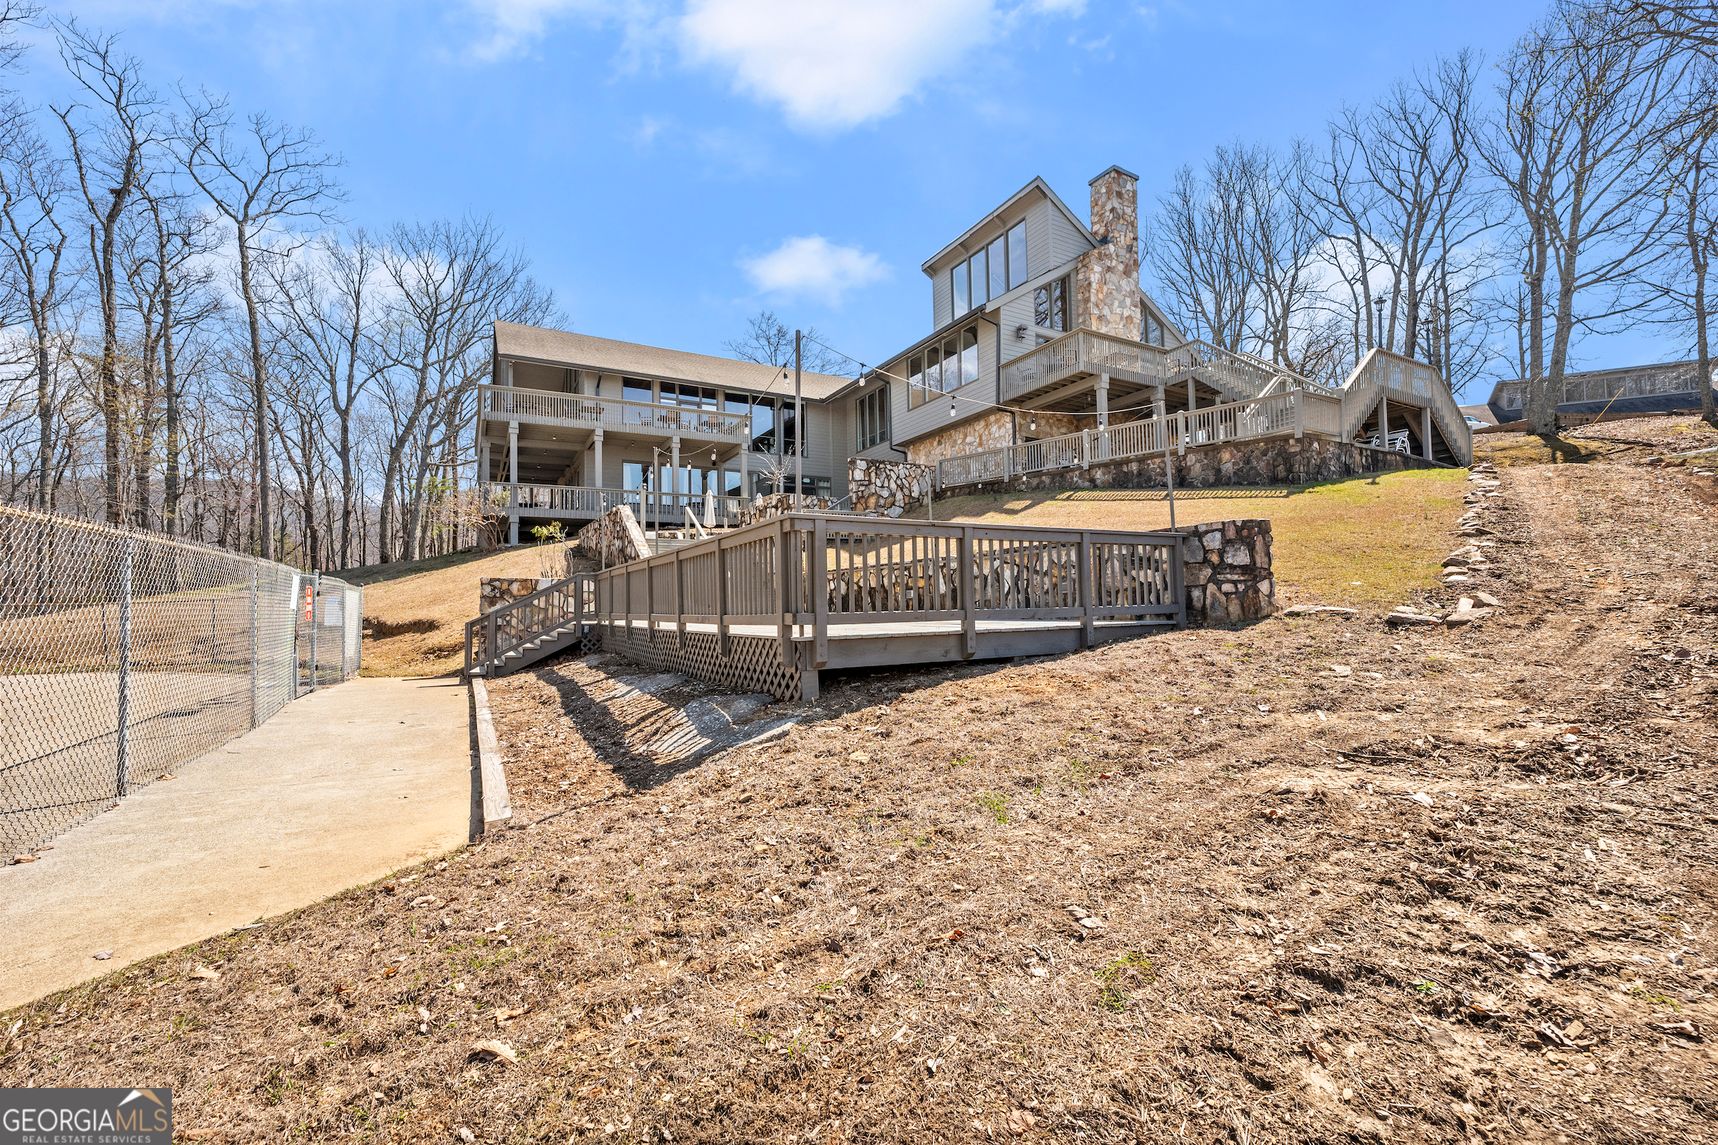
[1334,349,1472,464]
[463,572,594,676]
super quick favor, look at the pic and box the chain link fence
[0,506,364,856]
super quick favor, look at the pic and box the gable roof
[920,176,1096,275]
[494,321,855,401]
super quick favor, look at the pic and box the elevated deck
[466,514,1186,699]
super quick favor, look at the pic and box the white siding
[1043,198,1092,268]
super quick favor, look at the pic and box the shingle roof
[493,321,855,401]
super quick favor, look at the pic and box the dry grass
[1476,414,1718,468]
[356,543,577,677]
[934,469,1468,609]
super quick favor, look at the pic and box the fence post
[1080,430,1090,469]
[715,538,730,656]
[811,517,829,668]
[115,536,134,799]
[1293,389,1304,438]
[959,526,977,658]
[249,566,259,728]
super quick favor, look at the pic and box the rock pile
[1387,463,1509,628]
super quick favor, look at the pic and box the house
[479,166,1472,543]
[1486,360,1718,424]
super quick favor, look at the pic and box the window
[969,247,989,307]
[959,328,979,387]
[856,386,890,450]
[660,381,717,409]
[1007,221,1027,289]
[749,397,777,453]
[987,235,1007,299]
[1034,276,1069,332]
[622,377,654,404]
[623,461,647,491]
[1141,308,1164,346]
[908,325,981,408]
[952,261,969,314]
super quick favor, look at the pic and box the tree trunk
[237,225,274,559]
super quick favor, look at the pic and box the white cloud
[463,0,666,64]
[679,0,992,130]
[740,236,887,306]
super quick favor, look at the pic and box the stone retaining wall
[941,435,1435,497]
[1170,519,1275,626]
[735,492,837,527]
[479,577,555,615]
[848,457,934,517]
[574,505,649,568]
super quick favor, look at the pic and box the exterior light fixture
[1015,324,1028,340]
[1028,415,1037,432]
[948,395,958,418]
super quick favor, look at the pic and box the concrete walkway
[0,677,472,1011]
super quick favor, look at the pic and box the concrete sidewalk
[0,676,472,1011]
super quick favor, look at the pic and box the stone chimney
[1075,165,1142,340]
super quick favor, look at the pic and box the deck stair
[463,573,595,678]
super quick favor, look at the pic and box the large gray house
[479,166,1471,542]
[1486,360,1717,424]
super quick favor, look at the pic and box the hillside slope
[354,542,580,676]
[5,433,1714,1142]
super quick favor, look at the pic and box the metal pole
[794,329,804,506]
[309,571,320,692]
[249,566,259,727]
[115,537,134,799]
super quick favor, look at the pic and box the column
[507,423,519,546]
[1095,373,1109,428]
[670,435,681,518]
[1187,376,1197,412]
[1421,406,1433,460]
[1378,393,1390,451]
[738,443,750,498]
[592,428,604,488]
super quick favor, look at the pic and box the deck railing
[936,389,1341,490]
[481,482,745,528]
[590,512,1184,664]
[477,384,751,442]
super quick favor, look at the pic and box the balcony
[477,384,751,444]
[1000,329,1168,405]
[480,482,746,529]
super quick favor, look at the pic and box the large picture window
[952,261,968,314]
[907,325,982,408]
[1006,221,1027,289]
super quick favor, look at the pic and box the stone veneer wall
[903,411,1016,467]
[1171,520,1275,626]
[940,435,1434,496]
[734,492,837,526]
[574,504,649,568]
[848,457,935,517]
[1074,167,1143,340]
[479,577,555,614]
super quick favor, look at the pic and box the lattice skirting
[597,624,804,701]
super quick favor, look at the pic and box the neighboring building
[1486,360,1718,423]
[480,165,1472,543]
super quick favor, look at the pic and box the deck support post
[1077,533,1095,649]
[715,538,730,655]
[1379,392,1390,451]
[959,526,977,659]
[670,435,681,515]
[1421,405,1433,460]
[592,428,604,488]
[812,517,829,668]
[507,423,519,546]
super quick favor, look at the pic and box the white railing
[1334,349,1471,464]
[480,482,745,528]
[936,389,1335,490]
[477,384,751,442]
[1000,329,1329,407]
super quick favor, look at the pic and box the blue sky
[41,0,1678,394]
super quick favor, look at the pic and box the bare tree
[1485,2,1689,434]
[178,90,340,558]
[725,309,844,373]
[269,230,378,566]
[1148,149,1260,351]
[1653,62,1718,424]
[0,104,70,511]
[52,19,154,524]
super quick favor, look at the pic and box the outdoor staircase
[463,573,594,679]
